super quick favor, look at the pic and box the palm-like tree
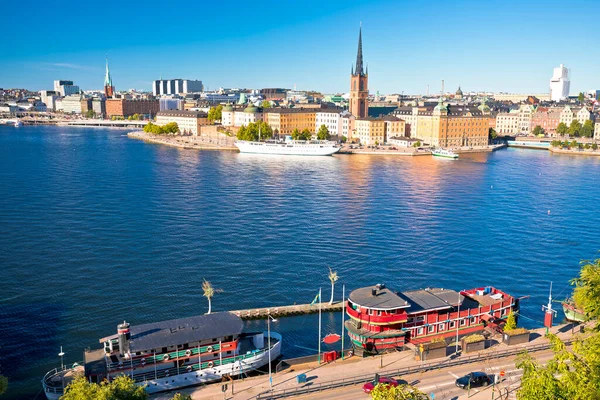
[328,267,339,304]
[202,279,215,314]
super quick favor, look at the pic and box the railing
[255,340,571,399]
[346,306,408,325]
[108,343,222,370]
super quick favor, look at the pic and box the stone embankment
[549,146,600,156]
[128,130,238,151]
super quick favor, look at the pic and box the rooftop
[101,312,244,353]
[398,288,463,314]
[348,285,410,310]
[157,110,208,118]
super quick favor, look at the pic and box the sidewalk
[155,322,588,400]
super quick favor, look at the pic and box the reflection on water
[1,126,600,398]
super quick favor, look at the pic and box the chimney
[371,288,377,296]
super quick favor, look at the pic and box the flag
[310,292,321,306]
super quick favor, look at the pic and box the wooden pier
[230,301,346,320]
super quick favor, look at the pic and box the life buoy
[207,361,214,368]
[141,358,146,367]
[186,366,192,372]
[163,354,170,361]
[185,350,192,357]
[206,346,213,353]
[348,350,354,357]
[165,370,170,377]
[118,362,123,369]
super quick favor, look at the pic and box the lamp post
[59,346,65,389]
[455,292,461,355]
[267,314,277,390]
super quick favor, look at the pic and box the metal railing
[255,340,571,399]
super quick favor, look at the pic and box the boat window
[450,321,456,328]
[428,325,435,333]
[417,327,424,335]
[439,324,445,331]
[460,319,466,326]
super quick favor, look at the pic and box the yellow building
[415,102,490,148]
[155,110,209,136]
[264,108,316,135]
[354,116,405,145]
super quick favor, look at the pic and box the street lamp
[58,346,65,370]
[455,292,461,355]
[267,314,277,390]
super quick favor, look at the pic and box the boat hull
[235,141,340,156]
[432,152,458,159]
[562,303,586,323]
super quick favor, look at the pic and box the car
[455,372,493,389]
[362,376,399,393]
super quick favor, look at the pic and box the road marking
[448,372,460,379]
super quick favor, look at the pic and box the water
[1,125,599,398]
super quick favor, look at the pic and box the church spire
[104,56,113,87]
[354,26,364,76]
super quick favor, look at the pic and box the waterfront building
[353,116,404,145]
[559,105,591,126]
[392,106,425,137]
[92,98,106,117]
[340,112,354,139]
[345,284,517,355]
[495,105,535,135]
[104,58,115,98]
[40,90,60,111]
[550,64,570,102]
[54,80,80,97]
[221,104,235,127]
[315,108,349,137]
[530,107,562,135]
[264,108,316,135]
[152,79,203,96]
[388,136,421,147]
[80,98,93,115]
[155,110,209,135]
[106,99,159,118]
[349,27,368,118]
[60,94,84,114]
[235,105,263,127]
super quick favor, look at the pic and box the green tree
[236,121,273,141]
[162,122,179,134]
[207,104,224,123]
[578,92,585,103]
[504,311,517,331]
[61,375,147,400]
[170,393,192,400]
[317,124,331,140]
[593,143,598,151]
[85,110,95,119]
[568,120,582,137]
[581,120,594,138]
[370,383,429,400]
[202,279,215,314]
[532,125,545,136]
[489,127,498,140]
[299,128,312,141]
[328,267,338,304]
[0,375,7,396]
[291,128,301,140]
[556,122,568,135]
[572,257,600,320]
[413,141,421,147]
[261,100,271,109]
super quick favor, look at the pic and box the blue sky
[2,0,599,94]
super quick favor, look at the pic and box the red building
[529,107,561,134]
[345,284,517,355]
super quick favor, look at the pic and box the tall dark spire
[354,26,364,76]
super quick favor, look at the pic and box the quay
[128,130,238,151]
[230,301,345,320]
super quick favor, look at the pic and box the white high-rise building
[152,79,203,96]
[550,64,570,102]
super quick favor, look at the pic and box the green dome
[223,104,234,112]
[244,105,258,113]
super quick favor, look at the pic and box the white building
[53,80,80,96]
[559,105,591,126]
[315,109,347,136]
[60,95,83,114]
[155,110,208,136]
[388,136,420,147]
[40,90,60,111]
[159,97,184,111]
[496,111,520,135]
[550,64,570,102]
[152,79,203,96]
[221,104,235,127]
[234,105,263,126]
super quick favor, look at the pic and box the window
[428,325,435,333]
[439,324,445,331]
[450,321,456,328]
[471,317,477,324]
[460,319,466,326]
[417,327,424,335]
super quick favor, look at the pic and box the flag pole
[318,287,322,364]
[341,284,345,360]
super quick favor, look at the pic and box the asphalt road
[294,349,555,400]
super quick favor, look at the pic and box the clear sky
[2,0,599,95]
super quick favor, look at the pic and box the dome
[223,104,233,112]
[456,86,463,95]
[244,105,258,113]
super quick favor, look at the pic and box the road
[293,349,555,400]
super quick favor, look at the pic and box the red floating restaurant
[345,284,518,355]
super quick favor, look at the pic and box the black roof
[127,312,243,352]
[398,288,463,314]
[157,110,208,118]
[348,286,410,310]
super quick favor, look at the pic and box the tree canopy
[578,92,585,103]
[317,124,331,140]
[292,128,312,141]
[0,375,7,396]
[580,120,594,138]
[489,127,498,140]
[370,383,429,400]
[61,375,148,400]
[207,104,223,122]
[236,121,273,141]
[556,122,568,135]
[532,125,545,136]
[572,258,600,320]
[143,122,179,135]
[568,120,582,137]
[261,100,271,109]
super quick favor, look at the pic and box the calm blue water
[1,125,599,398]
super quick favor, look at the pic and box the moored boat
[42,312,282,399]
[235,139,340,156]
[431,148,459,159]
[562,299,586,323]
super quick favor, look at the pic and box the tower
[104,57,115,98]
[350,26,368,118]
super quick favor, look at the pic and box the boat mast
[542,281,557,333]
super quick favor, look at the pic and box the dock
[230,301,345,320]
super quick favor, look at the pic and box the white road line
[448,372,460,379]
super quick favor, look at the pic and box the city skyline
[2,0,600,94]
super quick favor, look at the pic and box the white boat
[42,312,282,399]
[14,119,22,127]
[236,140,340,156]
[431,148,459,159]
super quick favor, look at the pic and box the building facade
[264,108,316,135]
[595,122,600,140]
[349,27,368,118]
[559,105,591,126]
[106,99,159,118]
[54,80,80,97]
[60,94,83,114]
[234,105,263,126]
[155,110,209,135]
[530,107,562,135]
[152,79,203,96]
[550,64,570,102]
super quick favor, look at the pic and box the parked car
[362,376,399,393]
[455,372,492,389]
